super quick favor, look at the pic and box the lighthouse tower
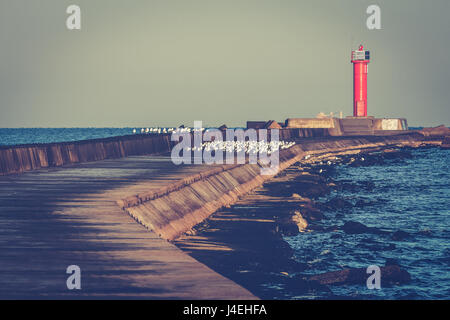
[351,45,370,117]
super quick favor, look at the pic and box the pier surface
[0,156,256,299]
[0,132,439,299]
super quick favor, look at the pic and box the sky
[0,0,449,128]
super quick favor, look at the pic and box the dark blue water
[285,148,450,299]
[0,128,138,146]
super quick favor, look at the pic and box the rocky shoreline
[174,146,423,299]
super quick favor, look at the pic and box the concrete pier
[0,131,444,299]
[0,156,256,299]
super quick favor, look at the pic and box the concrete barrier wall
[120,143,305,240]
[0,134,172,176]
[278,128,331,140]
[119,132,425,241]
[286,118,335,128]
[442,136,450,149]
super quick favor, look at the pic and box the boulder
[291,193,311,202]
[417,229,432,236]
[300,204,325,221]
[291,211,308,232]
[277,210,311,236]
[325,197,352,209]
[391,230,410,241]
[284,278,331,294]
[341,221,387,235]
[441,136,450,149]
[382,150,413,160]
[341,221,372,234]
[307,264,411,286]
[419,125,450,137]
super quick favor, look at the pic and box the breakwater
[2,126,443,177]
[119,132,431,241]
[0,127,446,298]
[0,128,444,242]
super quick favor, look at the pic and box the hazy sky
[0,0,449,127]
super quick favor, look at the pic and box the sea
[284,147,450,299]
[0,128,136,146]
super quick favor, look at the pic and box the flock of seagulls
[131,127,296,154]
[189,140,296,155]
[132,127,205,134]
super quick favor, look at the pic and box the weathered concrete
[120,132,429,242]
[284,117,409,136]
[285,118,336,129]
[0,156,256,299]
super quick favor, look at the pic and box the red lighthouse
[351,45,370,117]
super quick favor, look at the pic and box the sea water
[284,148,450,299]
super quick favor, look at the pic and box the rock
[307,267,366,285]
[441,136,450,149]
[325,197,352,209]
[307,264,411,286]
[276,221,299,237]
[291,193,311,202]
[349,154,385,167]
[419,125,450,137]
[307,225,326,232]
[385,258,399,266]
[284,277,331,294]
[341,221,372,234]
[417,229,432,236]
[300,205,325,221]
[292,173,331,198]
[382,150,412,160]
[341,221,387,235]
[380,265,412,284]
[276,211,309,236]
[291,211,308,232]
[265,182,293,197]
[391,230,410,241]
[276,206,314,236]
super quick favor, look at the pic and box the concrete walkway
[0,156,256,299]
